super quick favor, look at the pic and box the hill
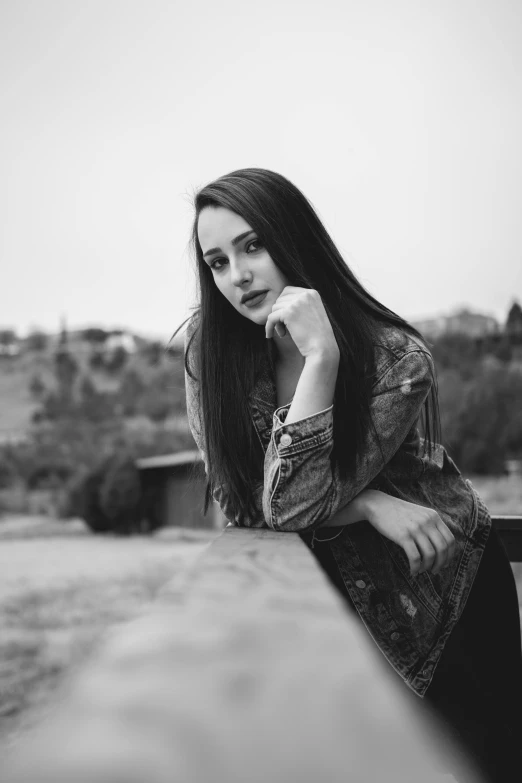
[0,327,187,442]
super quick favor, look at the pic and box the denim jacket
[184,319,492,697]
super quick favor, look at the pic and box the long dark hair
[175,168,440,524]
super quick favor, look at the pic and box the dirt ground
[0,517,215,754]
[0,516,213,598]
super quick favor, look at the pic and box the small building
[104,331,137,355]
[136,450,226,530]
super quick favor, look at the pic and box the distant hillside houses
[103,331,137,355]
[413,308,500,339]
[0,342,20,357]
[80,328,137,356]
[0,329,20,356]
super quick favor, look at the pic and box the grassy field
[1,474,521,759]
[0,517,215,756]
[467,474,522,516]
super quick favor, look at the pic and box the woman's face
[197,206,289,326]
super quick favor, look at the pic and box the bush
[119,369,146,416]
[82,327,110,345]
[66,452,146,535]
[26,330,48,352]
[104,347,128,373]
[27,462,72,490]
[442,366,522,474]
[89,351,105,371]
[66,461,112,533]
[141,341,164,366]
[0,456,18,489]
[29,373,46,400]
[140,389,171,423]
[99,454,144,535]
[77,376,116,422]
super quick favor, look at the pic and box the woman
[180,168,522,782]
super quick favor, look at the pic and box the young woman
[180,168,522,782]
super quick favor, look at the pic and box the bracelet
[310,528,345,549]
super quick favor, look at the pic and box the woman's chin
[239,306,270,325]
[248,313,268,327]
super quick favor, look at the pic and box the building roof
[135,450,202,471]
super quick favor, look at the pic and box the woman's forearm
[319,490,375,527]
[284,351,339,425]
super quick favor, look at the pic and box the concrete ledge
[5,527,475,783]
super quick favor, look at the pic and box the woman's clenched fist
[265,287,339,361]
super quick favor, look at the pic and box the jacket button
[390,632,400,641]
[355,580,366,589]
[280,433,292,447]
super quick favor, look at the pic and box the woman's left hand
[265,287,339,361]
[364,490,457,576]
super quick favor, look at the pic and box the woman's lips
[243,291,268,308]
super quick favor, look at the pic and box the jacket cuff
[272,404,334,455]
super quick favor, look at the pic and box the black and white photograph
[1,2,521,781]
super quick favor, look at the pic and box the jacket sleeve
[184,320,266,527]
[262,348,435,532]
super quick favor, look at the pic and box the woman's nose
[230,260,252,286]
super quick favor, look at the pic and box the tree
[26,330,48,351]
[89,351,105,371]
[69,461,113,533]
[444,366,522,474]
[99,454,144,534]
[141,340,164,366]
[431,333,480,380]
[492,336,513,363]
[27,463,72,490]
[506,301,522,334]
[81,327,109,345]
[140,388,171,423]
[119,369,146,416]
[77,376,115,422]
[58,317,69,349]
[53,349,79,413]
[0,455,17,489]
[29,374,46,400]
[103,346,128,373]
[0,329,17,346]
[64,450,146,534]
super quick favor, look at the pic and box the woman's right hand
[363,490,457,576]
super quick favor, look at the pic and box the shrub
[141,341,164,366]
[66,452,146,535]
[67,461,112,533]
[119,369,146,416]
[104,346,128,373]
[82,327,110,345]
[27,463,72,490]
[89,351,105,371]
[0,456,18,489]
[140,389,171,423]
[29,374,47,400]
[26,330,48,351]
[99,454,144,535]
[443,366,522,474]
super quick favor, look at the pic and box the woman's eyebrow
[202,230,256,258]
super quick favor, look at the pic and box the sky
[1,0,521,339]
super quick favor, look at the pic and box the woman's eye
[210,258,227,271]
[247,239,263,253]
[208,240,262,270]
